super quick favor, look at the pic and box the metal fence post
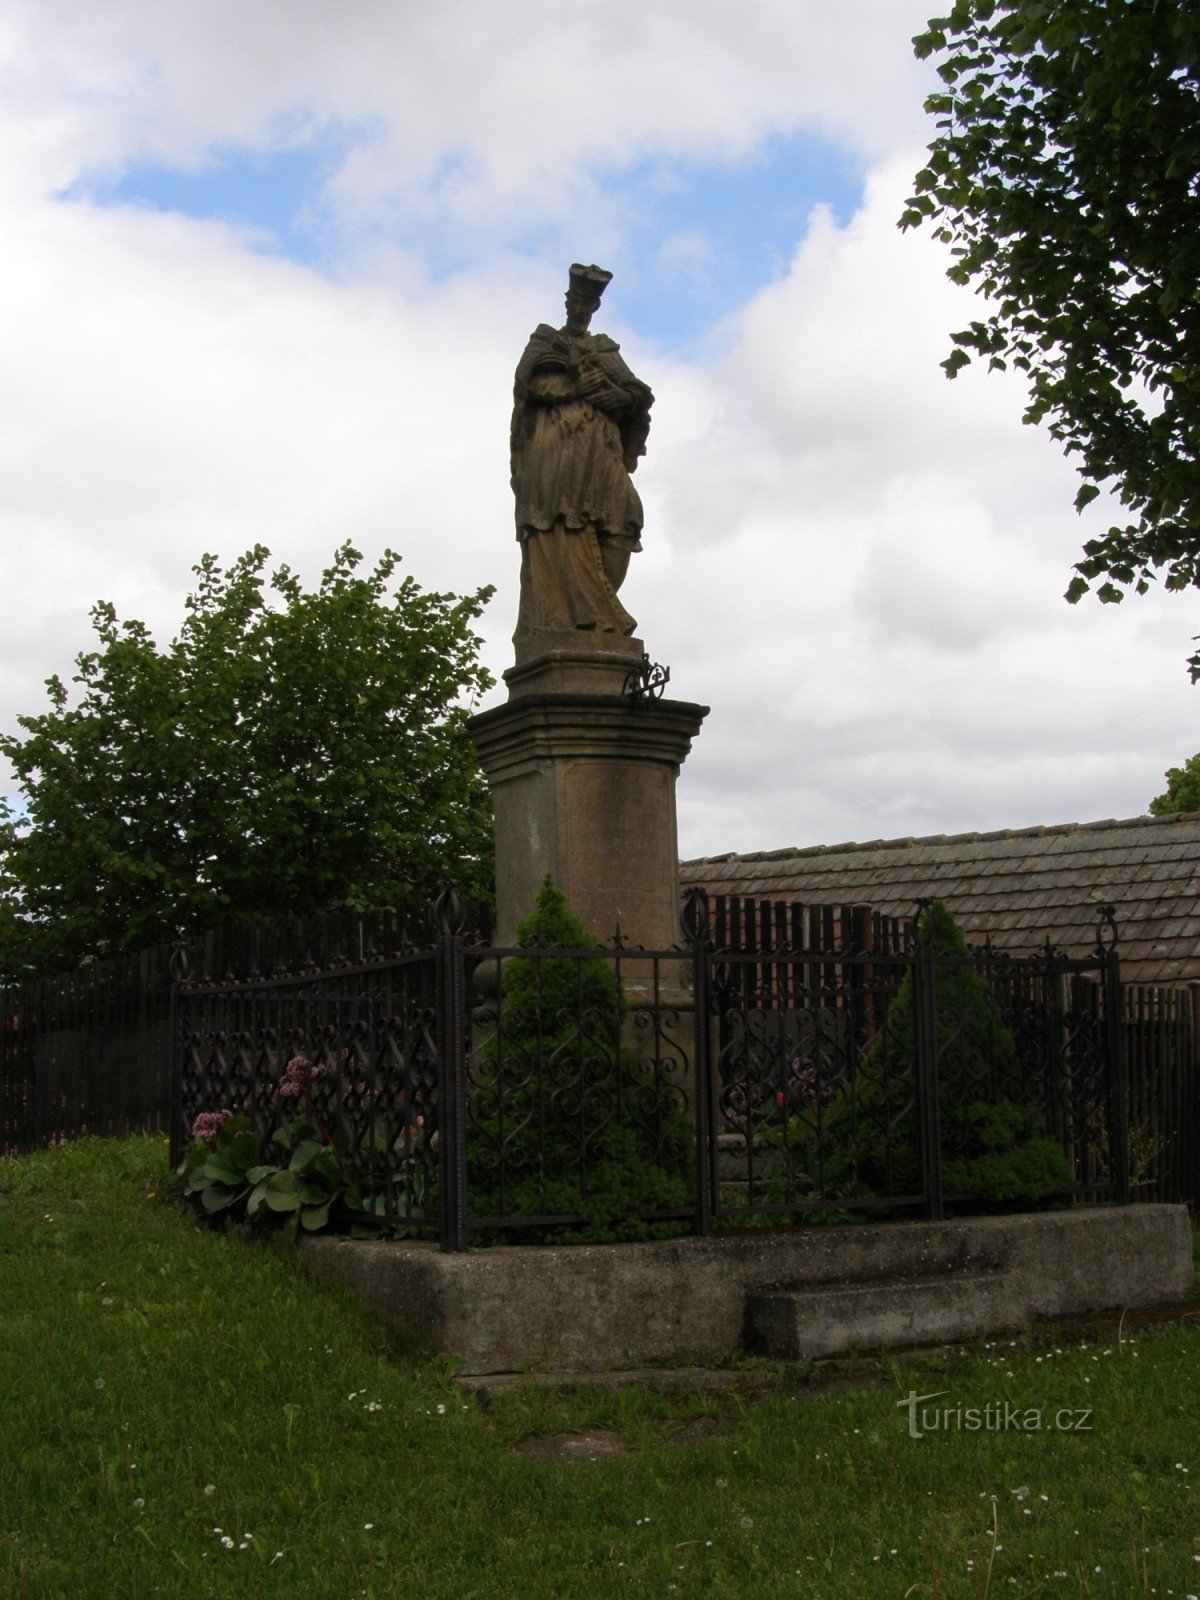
[1097,906,1130,1205]
[435,886,469,1252]
[32,979,44,1151]
[1188,981,1200,1210]
[682,887,713,1235]
[167,939,191,1169]
[912,900,944,1221]
[1043,961,1067,1148]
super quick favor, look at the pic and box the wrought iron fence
[171,890,1190,1248]
[1120,981,1198,1203]
[173,941,444,1238]
[0,904,473,1159]
[1,944,174,1154]
[969,932,1124,1204]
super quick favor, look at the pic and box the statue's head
[563,262,612,334]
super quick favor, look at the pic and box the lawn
[2,1135,1198,1599]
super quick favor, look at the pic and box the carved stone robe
[510,323,653,642]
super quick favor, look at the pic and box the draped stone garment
[510,324,653,641]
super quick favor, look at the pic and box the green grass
[2,1136,1199,1599]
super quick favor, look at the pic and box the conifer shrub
[819,902,1073,1212]
[465,878,693,1243]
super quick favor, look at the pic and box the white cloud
[640,161,1197,853]
[0,194,530,695]
[2,0,933,213]
[0,0,1194,873]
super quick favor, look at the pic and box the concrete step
[745,1269,1022,1361]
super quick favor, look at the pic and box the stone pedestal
[468,643,707,948]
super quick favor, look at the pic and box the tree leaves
[906,0,1200,672]
[1149,751,1200,815]
[0,544,495,978]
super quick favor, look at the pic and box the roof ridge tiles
[680,812,1200,870]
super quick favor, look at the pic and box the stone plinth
[468,661,707,947]
[297,1204,1196,1374]
[507,632,645,694]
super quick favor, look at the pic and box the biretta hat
[567,262,613,303]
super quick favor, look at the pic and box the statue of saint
[510,264,654,650]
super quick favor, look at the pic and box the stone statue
[510,264,654,652]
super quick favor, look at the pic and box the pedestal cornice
[468,694,709,784]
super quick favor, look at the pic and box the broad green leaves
[906,1,1200,674]
[176,1111,413,1235]
[0,543,495,978]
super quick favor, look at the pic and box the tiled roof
[680,813,1200,987]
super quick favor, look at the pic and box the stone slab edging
[297,1204,1193,1375]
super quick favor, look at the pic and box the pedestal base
[468,689,708,948]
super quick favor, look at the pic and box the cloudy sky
[2,0,1195,860]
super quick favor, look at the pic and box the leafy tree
[1149,752,1200,815]
[903,2,1200,672]
[0,543,494,978]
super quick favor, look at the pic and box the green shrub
[466,877,693,1243]
[943,1099,1075,1207]
[815,902,1073,1212]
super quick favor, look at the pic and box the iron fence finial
[681,886,710,945]
[434,882,466,936]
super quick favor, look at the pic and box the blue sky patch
[61,123,862,352]
[608,130,863,350]
[62,132,359,263]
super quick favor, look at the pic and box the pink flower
[191,1110,233,1147]
[276,1056,325,1097]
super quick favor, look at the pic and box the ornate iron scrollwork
[622,653,670,702]
[1095,902,1119,953]
[168,939,192,983]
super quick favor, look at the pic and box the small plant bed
[3,1134,1200,1599]
[174,1055,423,1240]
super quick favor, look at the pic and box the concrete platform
[297,1203,1193,1375]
